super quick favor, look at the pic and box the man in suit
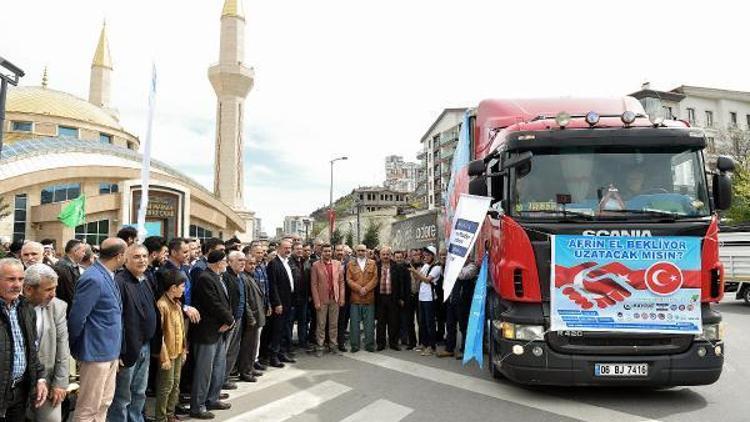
[23,264,70,422]
[334,244,351,352]
[0,258,48,421]
[310,244,345,357]
[53,239,86,311]
[222,251,247,390]
[189,250,234,419]
[265,240,295,367]
[237,253,264,382]
[68,237,127,422]
[346,244,378,353]
[375,246,408,351]
[108,245,157,422]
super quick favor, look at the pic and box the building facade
[0,0,256,247]
[384,155,418,193]
[417,108,466,210]
[283,216,314,239]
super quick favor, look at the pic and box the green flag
[58,195,86,228]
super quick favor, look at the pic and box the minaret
[89,21,112,108]
[209,0,255,210]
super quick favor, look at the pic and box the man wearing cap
[189,250,234,419]
[408,246,441,356]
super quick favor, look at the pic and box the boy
[155,270,188,422]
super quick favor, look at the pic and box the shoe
[315,348,324,358]
[269,358,285,368]
[390,345,401,351]
[221,382,237,390]
[420,349,433,356]
[376,345,386,351]
[455,353,463,360]
[414,346,423,352]
[240,374,258,382]
[330,348,342,356]
[254,361,267,371]
[252,369,263,377]
[349,348,359,353]
[220,392,229,400]
[436,350,454,358]
[287,351,297,358]
[189,410,215,419]
[207,401,231,410]
[175,404,190,415]
[279,354,296,363]
[338,345,347,352]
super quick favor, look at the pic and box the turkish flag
[327,209,336,232]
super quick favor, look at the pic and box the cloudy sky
[2,0,747,233]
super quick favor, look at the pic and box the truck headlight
[700,323,724,341]
[499,322,544,341]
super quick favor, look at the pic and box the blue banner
[463,253,488,368]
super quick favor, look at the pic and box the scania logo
[581,229,653,237]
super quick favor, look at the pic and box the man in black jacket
[265,240,295,367]
[289,242,310,353]
[222,251,247,390]
[189,251,233,419]
[0,258,47,421]
[375,246,409,351]
[109,245,157,422]
[52,238,86,312]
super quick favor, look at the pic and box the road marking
[339,399,413,422]
[224,380,352,421]
[227,368,348,401]
[345,353,661,422]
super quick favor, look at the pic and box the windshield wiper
[517,209,594,220]
[602,209,680,220]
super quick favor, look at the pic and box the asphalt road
[202,297,750,422]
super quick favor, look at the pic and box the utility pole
[328,156,348,241]
[0,56,25,159]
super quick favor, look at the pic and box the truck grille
[547,331,693,355]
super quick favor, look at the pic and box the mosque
[0,0,256,247]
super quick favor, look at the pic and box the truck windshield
[510,147,711,220]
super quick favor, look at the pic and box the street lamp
[329,156,348,241]
[0,56,25,159]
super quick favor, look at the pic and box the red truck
[460,97,734,386]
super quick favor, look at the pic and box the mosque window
[99,183,119,194]
[75,219,109,247]
[13,194,27,242]
[99,133,113,144]
[12,121,33,132]
[58,126,79,139]
[41,183,82,205]
[189,224,214,241]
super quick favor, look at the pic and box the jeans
[108,343,150,422]
[349,304,375,351]
[418,300,436,349]
[191,337,227,413]
[155,355,183,422]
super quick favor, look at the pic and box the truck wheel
[743,286,750,304]
[487,292,504,379]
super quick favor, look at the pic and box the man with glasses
[346,244,378,353]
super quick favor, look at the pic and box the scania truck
[461,97,734,386]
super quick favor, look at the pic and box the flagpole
[136,63,157,244]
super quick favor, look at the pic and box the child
[155,269,188,422]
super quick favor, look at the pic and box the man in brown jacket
[310,244,345,357]
[346,245,378,352]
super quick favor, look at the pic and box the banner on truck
[551,235,703,334]
[442,194,492,302]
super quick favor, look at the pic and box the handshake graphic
[555,262,647,310]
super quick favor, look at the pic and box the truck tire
[743,286,750,304]
[487,291,504,379]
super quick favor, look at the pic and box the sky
[2,0,748,233]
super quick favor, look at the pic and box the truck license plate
[594,363,648,377]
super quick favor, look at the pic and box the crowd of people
[0,227,479,421]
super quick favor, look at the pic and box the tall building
[283,216,314,239]
[417,108,467,210]
[209,0,256,240]
[384,155,418,193]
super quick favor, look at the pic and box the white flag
[137,63,157,244]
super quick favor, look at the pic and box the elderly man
[252,245,272,371]
[108,245,157,422]
[347,244,378,353]
[222,250,247,389]
[375,246,408,351]
[238,254,264,382]
[21,241,45,268]
[0,258,48,421]
[265,239,296,367]
[53,239,86,311]
[68,238,127,422]
[24,264,70,422]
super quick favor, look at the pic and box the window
[75,219,109,247]
[127,141,136,150]
[58,126,78,138]
[707,137,716,154]
[12,194,27,242]
[705,111,714,128]
[730,112,738,127]
[12,121,32,132]
[189,224,214,241]
[99,133,112,144]
[99,183,119,194]
[662,106,673,119]
[687,108,696,124]
[40,183,81,205]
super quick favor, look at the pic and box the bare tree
[0,197,11,220]
[718,127,750,169]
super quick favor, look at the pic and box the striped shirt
[1,298,27,381]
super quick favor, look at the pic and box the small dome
[6,86,123,131]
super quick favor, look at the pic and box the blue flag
[463,253,488,368]
[444,111,472,239]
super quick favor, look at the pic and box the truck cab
[464,97,734,386]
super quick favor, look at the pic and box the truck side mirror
[716,155,735,173]
[712,173,732,210]
[468,159,486,177]
[469,176,488,196]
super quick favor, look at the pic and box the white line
[226,368,348,401]
[224,380,352,422]
[339,399,413,422]
[345,353,661,422]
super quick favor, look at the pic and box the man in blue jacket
[68,237,127,422]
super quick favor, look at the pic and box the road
[203,298,749,422]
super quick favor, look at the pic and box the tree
[331,227,343,246]
[362,221,381,250]
[0,197,10,221]
[345,230,354,248]
[718,127,750,224]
